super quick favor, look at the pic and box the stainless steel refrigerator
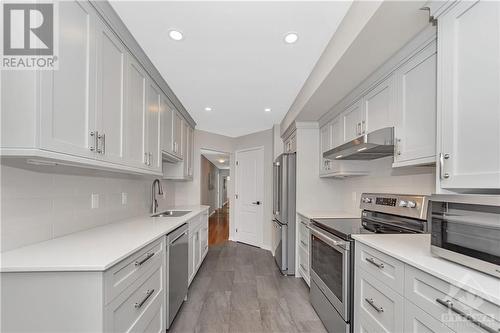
[272,152,296,275]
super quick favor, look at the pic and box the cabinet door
[362,75,395,134]
[173,111,183,158]
[319,123,332,174]
[438,1,500,189]
[39,0,96,158]
[124,56,147,168]
[188,233,194,284]
[343,99,363,142]
[194,229,201,269]
[183,121,189,176]
[188,126,194,177]
[331,116,344,149]
[146,81,161,171]
[403,300,455,333]
[160,96,174,155]
[95,19,126,164]
[394,45,437,166]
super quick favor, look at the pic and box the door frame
[234,146,265,248]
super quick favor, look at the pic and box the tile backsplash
[0,160,174,252]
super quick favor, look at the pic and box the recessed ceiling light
[168,30,183,41]
[264,108,271,112]
[204,107,212,111]
[284,32,299,44]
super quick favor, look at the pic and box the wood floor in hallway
[168,241,326,333]
[208,204,229,246]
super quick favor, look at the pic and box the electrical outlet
[121,192,128,205]
[91,193,99,209]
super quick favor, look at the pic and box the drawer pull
[365,298,384,313]
[436,298,497,333]
[366,257,384,269]
[300,240,307,247]
[135,252,154,267]
[134,289,155,309]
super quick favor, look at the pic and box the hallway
[208,204,229,246]
[169,242,326,333]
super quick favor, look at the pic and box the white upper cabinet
[394,43,437,167]
[187,126,194,177]
[160,97,175,157]
[39,0,96,159]
[146,81,162,172]
[342,99,363,142]
[173,111,184,159]
[124,55,147,169]
[95,19,126,165]
[331,116,344,149]
[362,75,395,134]
[437,0,500,189]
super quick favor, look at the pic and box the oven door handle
[309,225,349,251]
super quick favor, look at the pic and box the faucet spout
[151,179,163,214]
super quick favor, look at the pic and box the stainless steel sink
[152,210,191,218]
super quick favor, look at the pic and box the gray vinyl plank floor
[169,241,327,333]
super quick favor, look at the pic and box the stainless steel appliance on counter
[166,224,188,329]
[429,194,500,278]
[310,193,429,333]
[272,153,296,275]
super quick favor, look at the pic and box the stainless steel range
[309,193,429,333]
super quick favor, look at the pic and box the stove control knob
[407,201,417,208]
[399,200,408,207]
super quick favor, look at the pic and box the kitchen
[1,1,499,333]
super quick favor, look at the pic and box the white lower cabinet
[188,210,209,285]
[297,214,310,286]
[355,242,500,333]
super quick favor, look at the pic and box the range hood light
[357,147,368,152]
[335,155,343,159]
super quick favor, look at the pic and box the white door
[235,147,264,247]
[95,19,126,164]
[39,0,96,158]
[438,0,500,189]
[362,75,395,134]
[146,81,161,171]
[124,55,147,169]
[343,99,363,142]
[394,44,436,165]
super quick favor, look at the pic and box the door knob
[252,201,261,205]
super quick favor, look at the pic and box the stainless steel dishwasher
[166,223,188,329]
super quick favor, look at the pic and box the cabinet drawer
[298,219,310,251]
[404,299,455,333]
[355,268,404,333]
[405,265,500,333]
[104,238,164,304]
[356,242,404,294]
[105,263,164,333]
[298,245,309,276]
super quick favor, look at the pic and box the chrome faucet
[151,179,164,215]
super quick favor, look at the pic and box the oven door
[430,200,500,278]
[309,224,350,320]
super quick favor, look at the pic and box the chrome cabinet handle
[171,232,187,245]
[366,257,384,269]
[97,133,105,154]
[89,131,98,152]
[134,289,155,309]
[135,252,154,266]
[439,153,450,180]
[149,152,153,166]
[362,120,366,134]
[436,298,497,333]
[300,263,308,272]
[365,298,384,313]
[300,240,307,247]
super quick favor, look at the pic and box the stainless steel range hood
[323,127,394,160]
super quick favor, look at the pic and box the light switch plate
[91,193,99,209]
[121,192,128,205]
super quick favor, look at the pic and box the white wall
[0,160,174,252]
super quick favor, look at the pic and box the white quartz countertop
[352,234,500,305]
[297,210,359,220]
[0,205,209,273]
